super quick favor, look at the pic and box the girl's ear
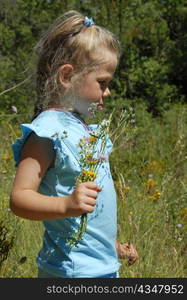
[58,64,74,89]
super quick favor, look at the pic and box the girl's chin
[97,104,104,110]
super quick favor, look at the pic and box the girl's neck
[46,107,79,114]
[46,107,66,112]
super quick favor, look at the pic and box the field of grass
[0,103,186,278]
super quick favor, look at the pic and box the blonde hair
[33,10,120,117]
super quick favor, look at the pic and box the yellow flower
[145,178,157,192]
[89,136,97,143]
[148,190,161,201]
[84,154,99,165]
[124,186,131,192]
[180,208,187,219]
[123,186,131,197]
[81,170,97,181]
[83,170,96,177]
[179,208,187,225]
[86,153,93,159]
[2,152,12,162]
[15,127,22,137]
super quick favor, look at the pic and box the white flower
[176,224,182,228]
[11,105,18,113]
[148,174,154,178]
[87,102,98,117]
[100,119,110,127]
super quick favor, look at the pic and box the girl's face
[72,53,118,118]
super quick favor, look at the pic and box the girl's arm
[10,133,100,221]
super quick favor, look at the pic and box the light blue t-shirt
[12,110,120,278]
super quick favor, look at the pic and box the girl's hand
[65,182,102,217]
[116,242,139,265]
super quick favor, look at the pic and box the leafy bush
[0,0,187,115]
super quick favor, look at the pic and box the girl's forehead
[96,57,117,77]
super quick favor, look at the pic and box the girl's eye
[98,81,107,89]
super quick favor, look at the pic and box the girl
[10,11,138,278]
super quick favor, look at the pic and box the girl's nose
[103,87,111,98]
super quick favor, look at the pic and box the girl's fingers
[85,189,98,199]
[127,245,139,265]
[83,204,95,213]
[82,197,97,213]
[116,242,139,264]
[82,181,102,191]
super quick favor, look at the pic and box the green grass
[0,103,186,277]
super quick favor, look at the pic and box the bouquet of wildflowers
[68,106,136,248]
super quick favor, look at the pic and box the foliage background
[0,0,187,278]
[1,0,187,115]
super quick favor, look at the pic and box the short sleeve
[12,111,69,167]
[12,123,59,167]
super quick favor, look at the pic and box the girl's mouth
[97,104,104,110]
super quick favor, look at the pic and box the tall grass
[0,104,186,277]
[113,103,187,277]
